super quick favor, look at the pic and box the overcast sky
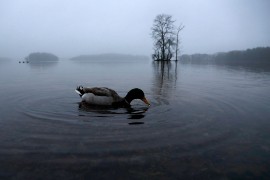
[1,0,270,58]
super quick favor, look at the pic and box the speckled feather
[75,86,150,107]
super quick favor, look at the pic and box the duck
[75,86,150,108]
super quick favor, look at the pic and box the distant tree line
[71,53,149,61]
[25,52,58,62]
[180,47,270,65]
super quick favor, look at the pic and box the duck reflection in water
[78,101,148,124]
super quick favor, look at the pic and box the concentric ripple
[1,61,270,156]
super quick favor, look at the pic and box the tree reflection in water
[152,61,179,105]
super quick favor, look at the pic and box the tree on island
[25,52,58,62]
[151,14,184,61]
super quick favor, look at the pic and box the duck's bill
[142,97,150,106]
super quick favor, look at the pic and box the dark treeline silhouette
[25,52,58,62]
[180,47,270,66]
[70,53,149,61]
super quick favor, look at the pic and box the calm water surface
[0,59,270,179]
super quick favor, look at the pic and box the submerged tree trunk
[175,25,184,61]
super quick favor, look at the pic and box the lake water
[0,59,270,179]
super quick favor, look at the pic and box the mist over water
[1,0,270,58]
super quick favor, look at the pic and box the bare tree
[151,14,175,61]
[175,24,184,61]
[151,14,184,61]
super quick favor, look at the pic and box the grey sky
[1,0,270,58]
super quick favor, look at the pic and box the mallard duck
[75,86,150,107]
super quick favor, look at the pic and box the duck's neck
[124,94,133,105]
[121,97,131,108]
[112,97,130,108]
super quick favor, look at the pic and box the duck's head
[125,88,150,106]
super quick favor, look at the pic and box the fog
[1,0,269,58]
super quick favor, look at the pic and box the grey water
[0,59,270,179]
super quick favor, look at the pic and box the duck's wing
[83,87,123,101]
[83,87,109,96]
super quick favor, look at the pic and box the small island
[25,52,59,62]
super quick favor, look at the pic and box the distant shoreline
[180,47,270,65]
[70,53,149,61]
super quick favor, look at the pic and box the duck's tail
[75,86,85,97]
